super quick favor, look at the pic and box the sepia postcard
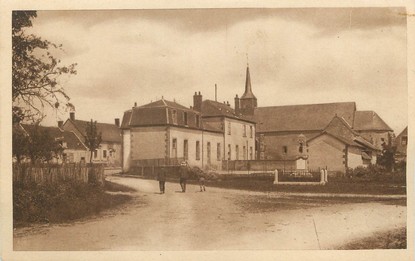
[1,0,414,260]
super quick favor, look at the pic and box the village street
[14,176,406,251]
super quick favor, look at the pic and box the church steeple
[239,64,257,116]
[241,65,256,99]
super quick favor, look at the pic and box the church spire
[241,64,256,99]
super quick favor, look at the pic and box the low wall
[222,160,297,172]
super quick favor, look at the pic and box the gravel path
[13,176,406,250]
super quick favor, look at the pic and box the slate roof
[201,100,255,123]
[353,111,393,131]
[20,124,87,150]
[69,119,121,143]
[253,102,356,133]
[308,116,378,150]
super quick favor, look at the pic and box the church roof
[253,102,356,133]
[353,111,392,131]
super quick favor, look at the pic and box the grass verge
[339,227,406,249]
[13,180,134,228]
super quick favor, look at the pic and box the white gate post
[273,169,279,184]
[324,169,328,183]
[320,169,325,185]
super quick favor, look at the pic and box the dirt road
[13,176,406,250]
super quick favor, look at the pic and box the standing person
[198,173,206,192]
[179,161,189,192]
[157,166,166,194]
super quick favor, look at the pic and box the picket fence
[12,163,105,185]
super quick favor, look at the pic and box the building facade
[62,112,122,166]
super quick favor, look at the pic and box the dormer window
[172,110,177,124]
[196,115,200,128]
[183,112,188,125]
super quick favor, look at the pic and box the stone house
[307,116,379,172]
[62,112,122,166]
[120,99,224,172]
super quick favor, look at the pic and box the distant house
[18,123,88,163]
[62,112,122,166]
[307,116,379,173]
[120,98,225,172]
[395,127,408,162]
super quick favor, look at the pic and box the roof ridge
[256,101,356,109]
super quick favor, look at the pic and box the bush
[346,164,406,184]
[13,180,131,227]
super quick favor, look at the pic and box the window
[402,136,408,145]
[250,126,253,138]
[228,144,231,160]
[243,146,246,160]
[196,115,200,128]
[243,125,247,137]
[283,146,288,154]
[172,138,177,158]
[183,112,188,125]
[94,150,98,158]
[183,140,188,160]
[172,110,177,124]
[227,121,231,135]
[207,142,211,164]
[217,143,221,161]
[196,141,200,160]
[103,150,107,158]
[236,145,239,160]
[249,147,253,160]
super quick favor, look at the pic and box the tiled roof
[201,100,255,123]
[122,99,206,130]
[308,116,378,150]
[353,111,393,131]
[20,124,87,150]
[70,119,121,143]
[253,102,356,133]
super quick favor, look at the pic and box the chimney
[58,120,63,129]
[193,91,202,112]
[227,101,230,107]
[70,112,75,121]
[134,102,137,107]
[115,118,120,127]
[234,94,240,114]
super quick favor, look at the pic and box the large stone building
[120,97,256,172]
[235,65,393,173]
[395,127,408,162]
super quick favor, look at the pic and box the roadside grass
[234,194,407,213]
[200,176,406,195]
[13,180,134,228]
[339,227,406,249]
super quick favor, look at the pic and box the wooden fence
[13,163,105,185]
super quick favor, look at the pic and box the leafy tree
[12,11,77,123]
[377,133,396,172]
[13,124,64,163]
[12,125,29,163]
[85,120,102,163]
[25,124,64,163]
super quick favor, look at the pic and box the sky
[26,8,407,134]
